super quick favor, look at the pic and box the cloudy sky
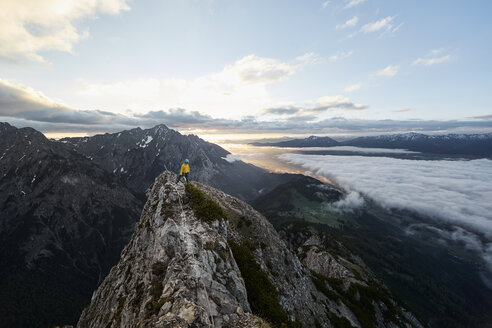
[1,0,491,139]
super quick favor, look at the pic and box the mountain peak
[77,171,279,327]
[150,123,169,131]
[77,171,422,328]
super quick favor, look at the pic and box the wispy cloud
[471,114,492,120]
[311,95,368,111]
[413,54,452,66]
[345,0,366,9]
[328,51,353,61]
[321,1,330,9]
[361,16,394,33]
[295,52,320,66]
[377,65,399,77]
[266,96,368,115]
[262,106,300,115]
[358,16,402,38]
[0,0,130,63]
[230,54,298,84]
[395,107,411,112]
[336,16,359,30]
[344,82,362,92]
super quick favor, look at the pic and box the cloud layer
[2,78,492,135]
[280,153,492,269]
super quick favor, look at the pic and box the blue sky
[1,0,491,138]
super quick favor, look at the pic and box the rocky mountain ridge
[78,171,422,328]
[0,122,144,327]
[251,132,492,157]
[251,136,340,148]
[343,132,492,156]
[60,124,289,201]
[0,122,296,327]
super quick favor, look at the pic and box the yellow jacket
[179,163,190,175]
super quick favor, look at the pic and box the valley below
[223,142,492,327]
[2,123,491,328]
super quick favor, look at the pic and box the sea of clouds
[280,153,492,270]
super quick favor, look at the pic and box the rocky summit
[78,171,422,328]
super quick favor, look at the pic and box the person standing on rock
[176,159,190,184]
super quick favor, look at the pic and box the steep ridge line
[172,181,215,327]
[77,171,423,328]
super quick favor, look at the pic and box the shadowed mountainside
[60,124,292,201]
[0,122,144,327]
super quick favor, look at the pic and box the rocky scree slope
[78,171,421,328]
[60,124,288,201]
[0,122,144,328]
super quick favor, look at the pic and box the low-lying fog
[222,143,492,272]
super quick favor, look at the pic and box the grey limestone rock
[78,171,424,328]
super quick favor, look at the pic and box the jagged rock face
[78,172,423,328]
[78,172,334,327]
[0,122,144,327]
[302,242,355,280]
[60,124,285,201]
[195,182,334,327]
[77,172,265,327]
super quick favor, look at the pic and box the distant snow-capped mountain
[251,132,492,157]
[343,132,492,156]
[251,135,340,148]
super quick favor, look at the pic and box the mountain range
[0,123,144,327]
[59,124,290,201]
[2,121,491,327]
[252,132,492,157]
[251,136,340,148]
[0,122,292,328]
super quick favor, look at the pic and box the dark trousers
[176,173,189,183]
